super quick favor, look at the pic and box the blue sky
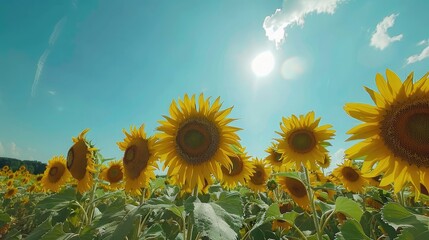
[1,0,428,172]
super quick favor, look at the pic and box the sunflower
[220,146,255,189]
[99,160,124,190]
[276,111,335,171]
[41,156,71,192]
[6,180,13,187]
[155,93,240,192]
[264,143,284,172]
[19,165,26,172]
[344,70,429,199]
[278,176,309,210]
[67,129,97,194]
[247,158,270,193]
[332,160,368,193]
[2,165,9,172]
[4,187,18,199]
[309,169,328,186]
[272,202,293,231]
[117,124,158,195]
[316,154,331,169]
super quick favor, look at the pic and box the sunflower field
[1,70,429,239]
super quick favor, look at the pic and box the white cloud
[9,142,21,158]
[332,148,345,166]
[370,14,403,50]
[418,39,429,46]
[31,49,50,97]
[0,142,4,155]
[406,46,429,65]
[31,17,67,97]
[49,17,67,46]
[48,90,57,95]
[263,0,344,47]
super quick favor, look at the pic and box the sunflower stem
[292,223,307,239]
[319,209,334,233]
[303,165,322,240]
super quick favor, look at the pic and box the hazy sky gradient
[1,0,428,173]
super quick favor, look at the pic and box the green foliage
[335,219,371,240]
[381,202,429,239]
[185,192,243,240]
[334,196,363,221]
[0,157,46,174]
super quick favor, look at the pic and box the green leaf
[26,218,54,240]
[215,192,243,217]
[334,196,363,221]
[145,196,184,218]
[192,202,238,240]
[150,177,166,190]
[108,205,147,240]
[188,193,243,240]
[0,211,10,225]
[274,172,302,181]
[41,223,77,240]
[264,203,281,219]
[336,219,370,240]
[37,187,76,211]
[143,223,166,240]
[381,202,429,238]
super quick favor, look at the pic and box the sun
[251,51,275,77]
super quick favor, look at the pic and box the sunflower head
[332,159,367,193]
[99,160,124,190]
[247,158,270,193]
[42,156,71,192]
[317,154,331,169]
[117,124,158,195]
[220,145,255,189]
[19,165,26,172]
[2,165,9,172]
[67,129,97,193]
[155,93,240,192]
[278,175,309,210]
[264,143,284,171]
[276,111,335,171]
[4,187,18,199]
[345,70,429,199]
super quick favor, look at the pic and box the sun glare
[251,51,275,77]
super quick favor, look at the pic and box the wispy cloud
[31,49,51,97]
[48,90,57,95]
[331,148,345,167]
[0,142,4,156]
[9,142,20,158]
[49,17,67,46]
[31,16,67,97]
[370,14,403,50]
[406,39,429,65]
[263,0,344,47]
[418,39,429,46]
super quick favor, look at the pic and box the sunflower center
[381,100,429,168]
[288,130,316,153]
[48,164,65,183]
[66,141,89,180]
[273,151,282,162]
[250,165,265,185]
[285,177,307,198]
[107,166,123,183]
[176,118,220,165]
[123,139,150,180]
[221,156,244,176]
[341,166,359,182]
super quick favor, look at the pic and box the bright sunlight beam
[251,51,275,77]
